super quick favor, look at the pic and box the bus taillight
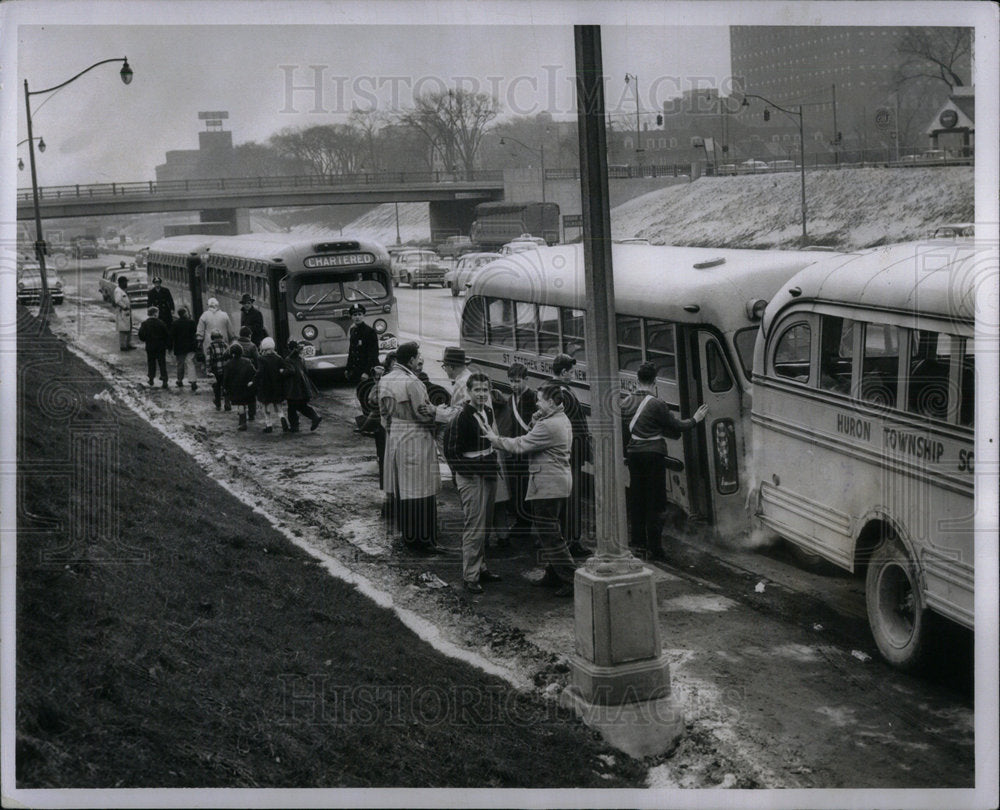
[712,418,739,494]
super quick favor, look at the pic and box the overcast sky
[4,0,996,189]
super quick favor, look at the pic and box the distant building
[730,26,971,160]
[155,111,236,181]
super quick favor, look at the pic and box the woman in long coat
[379,341,440,552]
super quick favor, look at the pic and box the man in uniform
[345,303,379,382]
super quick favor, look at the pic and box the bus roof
[468,243,832,329]
[761,242,986,334]
[147,233,390,265]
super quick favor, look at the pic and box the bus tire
[865,537,930,670]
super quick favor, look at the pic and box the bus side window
[907,330,950,420]
[960,338,974,427]
[514,302,537,353]
[486,297,515,348]
[645,319,677,381]
[538,305,560,356]
[616,315,643,372]
[461,296,487,344]
[818,315,853,394]
[860,322,900,408]
[562,308,587,362]
[771,321,811,382]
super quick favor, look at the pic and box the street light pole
[23,57,133,318]
[624,73,642,165]
[742,93,807,242]
[499,134,546,202]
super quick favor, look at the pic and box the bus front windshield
[293,271,389,308]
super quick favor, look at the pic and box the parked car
[736,159,771,174]
[436,235,476,260]
[499,234,547,255]
[99,265,148,307]
[17,263,64,305]
[390,249,448,288]
[929,222,975,239]
[443,252,500,296]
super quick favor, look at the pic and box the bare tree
[895,28,972,91]
[398,88,499,179]
[269,124,366,178]
[349,108,390,172]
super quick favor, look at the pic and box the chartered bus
[750,242,979,668]
[458,243,832,537]
[145,234,399,372]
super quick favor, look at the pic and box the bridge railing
[17,169,506,203]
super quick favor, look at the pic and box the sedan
[17,265,64,305]
[391,249,448,288]
[444,252,500,296]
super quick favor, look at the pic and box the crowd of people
[122,280,710,595]
[128,281,322,434]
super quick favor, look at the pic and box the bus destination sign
[303,253,375,269]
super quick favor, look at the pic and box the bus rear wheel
[865,538,929,670]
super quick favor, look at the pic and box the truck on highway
[469,201,560,250]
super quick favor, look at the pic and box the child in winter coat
[222,343,257,431]
[206,330,231,411]
[254,337,289,434]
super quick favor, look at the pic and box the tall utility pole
[832,84,839,167]
[624,73,642,166]
[560,25,684,759]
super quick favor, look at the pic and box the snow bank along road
[26,268,976,790]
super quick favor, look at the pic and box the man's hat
[240,293,254,305]
[441,346,470,366]
[348,303,366,316]
[152,276,162,284]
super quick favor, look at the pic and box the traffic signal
[763,109,771,122]
[656,114,663,126]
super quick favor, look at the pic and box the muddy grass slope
[15,314,646,789]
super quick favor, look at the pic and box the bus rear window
[461,296,487,344]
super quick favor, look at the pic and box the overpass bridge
[16,170,506,237]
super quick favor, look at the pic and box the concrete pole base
[560,684,685,760]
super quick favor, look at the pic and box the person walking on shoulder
[480,381,577,597]
[446,372,504,593]
[113,275,134,351]
[620,361,707,560]
[147,276,175,329]
[345,303,380,383]
[195,297,234,358]
[206,330,230,411]
[138,306,171,388]
[222,343,257,431]
[254,337,288,434]
[170,307,199,391]
[239,293,267,347]
[282,340,322,433]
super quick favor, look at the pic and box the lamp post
[499,134,546,202]
[624,73,642,164]
[742,93,807,241]
[394,201,401,245]
[23,56,133,317]
[17,137,45,171]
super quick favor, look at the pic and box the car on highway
[499,234,547,255]
[768,159,796,171]
[443,251,500,296]
[390,248,448,288]
[929,222,975,239]
[72,236,99,259]
[436,235,476,260]
[717,163,738,176]
[99,264,148,307]
[17,263,64,305]
[736,159,771,174]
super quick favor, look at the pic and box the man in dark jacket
[138,306,171,388]
[496,362,537,532]
[282,340,322,433]
[345,303,380,382]
[147,276,175,330]
[170,307,199,391]
[239,294,267,347]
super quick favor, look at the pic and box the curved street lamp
[499,134,546,202]
[742,92,807,241]
[23,57,133,316]
[17,137,45,170]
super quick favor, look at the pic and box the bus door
[268,265,290,353]
[692,329,746,538]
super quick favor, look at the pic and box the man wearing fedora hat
[147,276,175,330]
[345,303,379,383]
[421,346,473,424]
[239,293,267,348]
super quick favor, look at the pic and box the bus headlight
[302,324,319,340]
[373,319,387,334]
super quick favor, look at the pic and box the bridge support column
[199,208,251,235]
